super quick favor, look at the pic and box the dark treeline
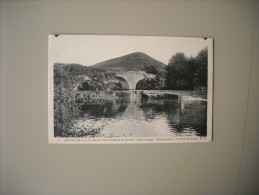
[165,47,208,90]
[54,63,123,91]
[137,47,208,91]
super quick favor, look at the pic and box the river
[68,90,207,138]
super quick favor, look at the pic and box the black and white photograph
[48,35,213,144]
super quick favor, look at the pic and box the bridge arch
[135,78,147,90]
[136,77,157,90]
[115,76,129,90]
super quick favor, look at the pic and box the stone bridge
[115,71,155,90]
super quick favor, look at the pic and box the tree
[165,52,189,90]
[164,48,208,90]
[143,65,158,74]
[193,48,208,89]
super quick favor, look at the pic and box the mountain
[90,52,166,72]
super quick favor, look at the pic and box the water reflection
[80,100,128,118]
[72,93,207,137]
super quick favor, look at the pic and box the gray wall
[0,0,258,195]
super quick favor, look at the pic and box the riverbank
[74,89,207,104]
[144,90,207,100]
[74,90,120,104]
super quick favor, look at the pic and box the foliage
[53,63,80,136]
[53,63,107,137]
[193,48,208,88]
[77,71,122,91]
[136,72,165,90]
[143,65,159,74]
[165,48,208,90]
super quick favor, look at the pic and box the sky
[48,35,210,66]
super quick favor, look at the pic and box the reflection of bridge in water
[115,71,155,90]
[112,90,188,114]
